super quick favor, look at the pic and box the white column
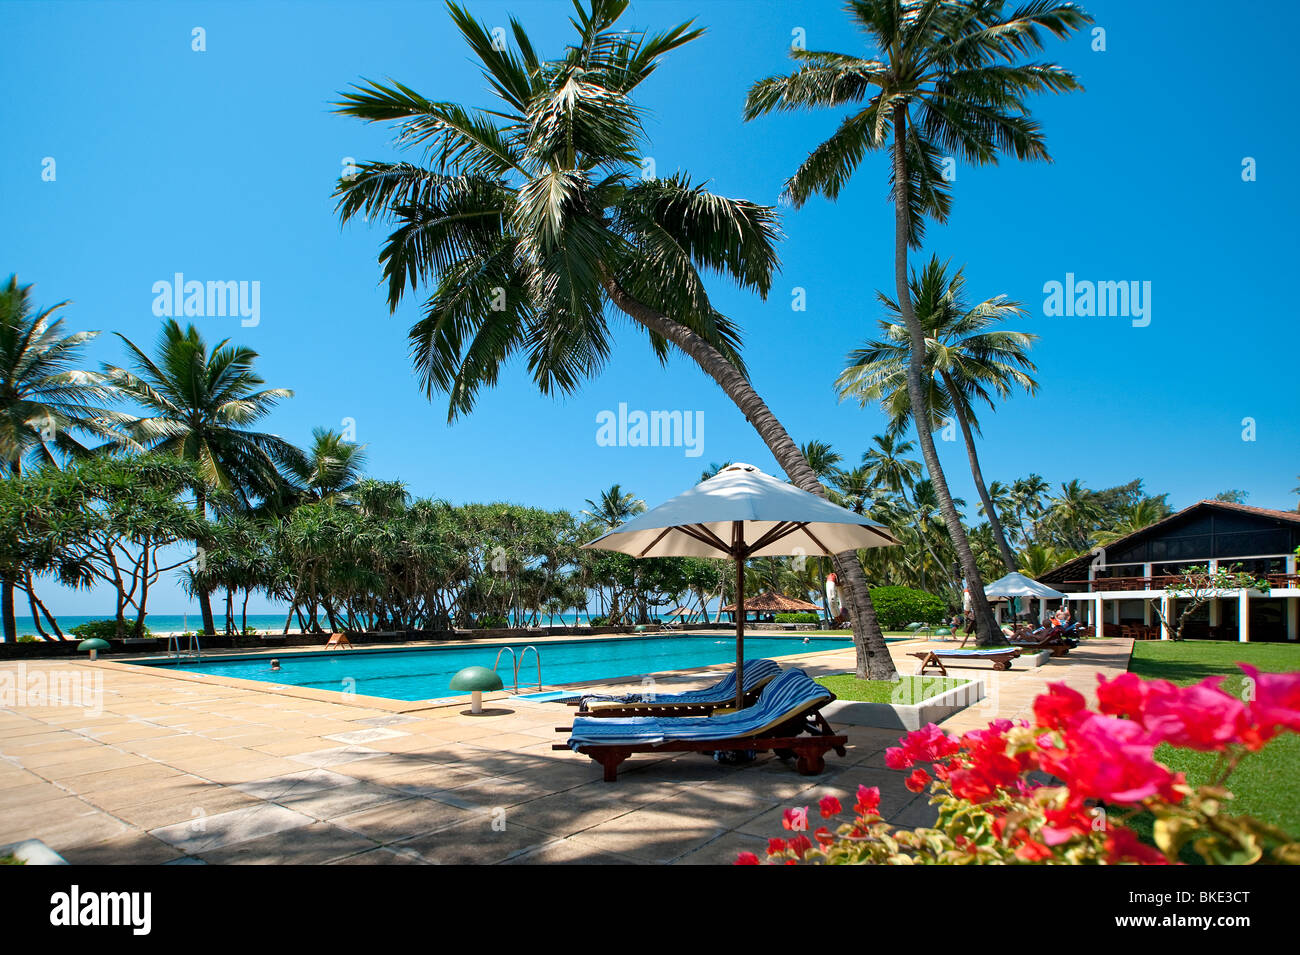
[1143,598,1151,625]
[1038,597,1047,622]
[1143,562,1152,585]
[1095,595,1104,637]
[1209,598,1219,627]
[1238,589,1250,643]
[1160,593,1171,640]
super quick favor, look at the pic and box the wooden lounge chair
[571,659,782,717]
[909,647,1021,676]
[553,668,847,782]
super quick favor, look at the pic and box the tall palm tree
[1011,473,1050,545]
[284,427,368,504]
[799,440,844,483]
[837,256,1036,575]
[0,276,129,641]
[104,320,300,635]
[1093,497,1171,546]
[862,433,921,506]
[582,484,645,530]
[1046,479,1102,552]
[745,0,1089,646]
[333,0,897,677]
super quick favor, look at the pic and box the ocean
[14,611,715,637]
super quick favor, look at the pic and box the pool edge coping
[85,637,922,714]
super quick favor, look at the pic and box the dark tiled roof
[1037,499,1300,583]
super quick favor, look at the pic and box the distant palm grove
[2,1,1290,662]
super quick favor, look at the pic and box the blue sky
[2,0,1297,616]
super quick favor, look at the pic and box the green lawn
[1129,640,1300,838]
[814,673,969,705]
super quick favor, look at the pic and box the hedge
[867,586,946,631]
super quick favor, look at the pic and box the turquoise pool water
[142,634,863,702]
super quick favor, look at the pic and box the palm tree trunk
[890,107,999,647]
[941,372,1017,573]
[603,278,896,679]
[194,487,216,636]
[2,460,18,642]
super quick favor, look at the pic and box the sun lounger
[571,659,783,717]
[909,647,1021,676]
[553,667,847,782]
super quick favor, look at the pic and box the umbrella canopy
[983,571,1066,600]
[720,591,821,614]
[584,463,899,708]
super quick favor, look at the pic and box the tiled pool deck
[0,635,1132,864]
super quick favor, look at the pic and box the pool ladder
[492,645,542,693]
[167,632,201,662]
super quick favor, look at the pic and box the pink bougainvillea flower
[766,838,788,856]
[1038,713,1182,805]
[905,767,932,793]
[788,834,813,858]
[782,806,809,832]
[818,795,842,819]
[884,746,911,770]
[1141,678,1248,751]
[735,851,760,865]
[1033,682,1089,731]
[1240,664,1300,744]
[814,826,835,846]
[1014,836,1054,862]
[854,785,881,815]
[1104,826,1170,866]
[1095,672,1150,721]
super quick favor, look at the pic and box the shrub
[68,619,152,641]
[867,586,946,630]
[741,668,1300,866]
[774,612,819,624]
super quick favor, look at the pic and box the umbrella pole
[734,528,746,711]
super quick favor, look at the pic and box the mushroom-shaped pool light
[78,638,111,661]
[449,666,504,714]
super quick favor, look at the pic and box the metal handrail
[492,647,517,692]
[518,645,542,692]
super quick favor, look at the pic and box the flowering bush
[739,666,1300,865]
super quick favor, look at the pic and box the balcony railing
[1063,573,1299,593]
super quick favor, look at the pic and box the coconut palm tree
[837,256,1037,576]
[285,427,368,504]
[104,320,301,635]
[1011,473,1050,545]
[744,0,1089,645]
[1093,497,1172,546]
[333,0,897,677]
[0,276,131,641]
[1045,479,1102,552]
[582,484,645,530]
[799,440,844,483]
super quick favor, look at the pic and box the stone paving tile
[391,816,556,864]
[149,803,316,855]
[197,822,380,865]
[0,637,1134,864]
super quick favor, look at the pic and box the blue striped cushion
[568,667,830,748]
[580,658,781,706]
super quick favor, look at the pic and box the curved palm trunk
[891,108,1000,647]
[603,278,897,679]
[194,487,216,636]
[941,372,1017,573]
[2,461,19,642]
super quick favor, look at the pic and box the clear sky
[2,0,1297,616]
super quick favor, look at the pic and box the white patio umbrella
[983,571,1066,622]
[583,463,899,709]
[983,571,1066,600]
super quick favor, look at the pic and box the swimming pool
[141,634,863,702]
